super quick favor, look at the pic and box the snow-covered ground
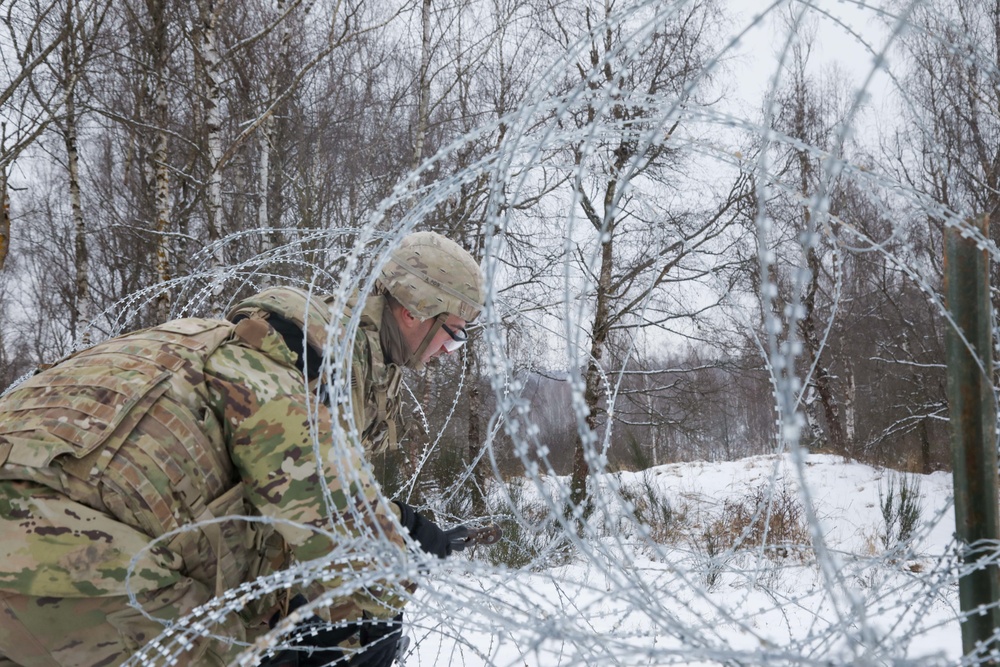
[403,454,964,666]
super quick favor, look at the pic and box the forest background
[0,0,992,505]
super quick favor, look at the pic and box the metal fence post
[944,214,1000,663]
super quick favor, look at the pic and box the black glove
[444,525,471,553]
[258,594,357,667]
[348,613,404,667]
[394,501,467,558]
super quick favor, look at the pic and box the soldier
[231,230,485,458]
[0,231,485,667]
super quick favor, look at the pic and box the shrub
[617,471,685,545]
[878,472,923,551]
[478,479,569,570]
[700,526,726,590]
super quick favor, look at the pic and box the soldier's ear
[396,306,421,331]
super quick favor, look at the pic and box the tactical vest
[0,318,281,602]
[349,294,403,454]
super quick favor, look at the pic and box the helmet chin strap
[405,314,446,371]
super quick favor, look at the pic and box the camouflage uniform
[344,294,405,455]
[227,287,404,455]
[0,310,408,666]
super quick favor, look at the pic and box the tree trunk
[800,244,846,454]
[644,376,659,467]
[257,123,272,254]
[793,63,844,454]
[570,233,613,511]
[195,0,224,311]
[60,2,90,347]
[466,337,486,513]
[66,89,90,347]
[844,362,856,452]
[920,418,932,474]
[256,0,293,276]
[152,10,172,322]
[0,157,9,272]
[412,0,431,172]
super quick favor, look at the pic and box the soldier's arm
[204,329,409,617]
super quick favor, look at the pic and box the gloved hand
[444,525,471,553]
[393,501,469,558]
[258,594,357,667]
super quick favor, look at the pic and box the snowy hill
[405,454,963,666]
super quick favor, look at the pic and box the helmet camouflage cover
[379,231,484,321]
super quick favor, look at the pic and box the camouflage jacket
[0,316,408,621]
[347,293,403,455]
[227,287,404,456]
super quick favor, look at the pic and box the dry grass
[701,482,811,560]
[617,472,688,545]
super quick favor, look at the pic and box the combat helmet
[226,286,335,379]
[378,231,484,322]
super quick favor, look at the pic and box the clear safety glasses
[440,323,468,352]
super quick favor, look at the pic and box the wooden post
[944,214,1000,663]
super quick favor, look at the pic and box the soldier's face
[394,306,468,365]
[420,314,468,363]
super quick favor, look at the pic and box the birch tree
[192,0,225,301]
[131,0,178,321]
[9,0,110,346]
[534,0,752,509]
[0,0,76,270]
[891,0,1000,301]
[766,28,851,454]
[0,136,9,271]
[51,0,108,345]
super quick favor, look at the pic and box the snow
[401,454,964,666]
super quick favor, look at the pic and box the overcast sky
[724,1,896,136]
